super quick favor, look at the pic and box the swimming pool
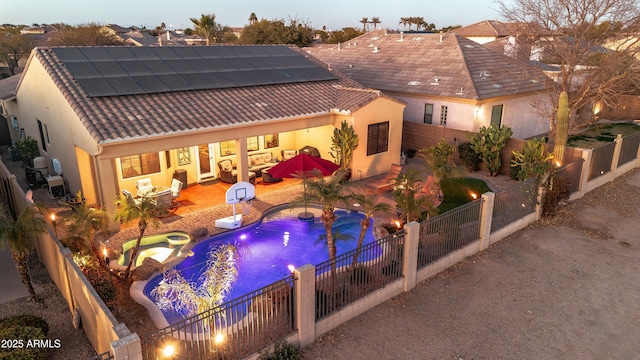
[143,206,380,325]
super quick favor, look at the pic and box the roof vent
[408,81,420,86]
[479,71,490,77]
[455,87,464,95]
[372,46,380,53]
[430,78,440,85]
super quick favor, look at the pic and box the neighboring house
[306,30,554,139]
[452,20,554,45]
[2,45,405,219]
[101,24,159,46]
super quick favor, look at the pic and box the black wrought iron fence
[417,200,483,269]
[588,141,616,180]
[141,277,295,360]
[315,231,405,320]
[491,177,537,233]
[556,159,583,195]
[618,132,640,167]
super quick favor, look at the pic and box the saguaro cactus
[553,91,569,166]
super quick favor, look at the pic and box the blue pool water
[143,207,379,325]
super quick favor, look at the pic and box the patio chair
[121,189,141,206]
[281,149,297,161]
[170,178,183,206]
[154,189,173,208]
[135,178,154,196]
[368,164,403,192]
[415,175,443,202]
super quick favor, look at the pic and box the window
[37,120,47,152]
[423,104,434,124]
[220,140,236,156]
[264,133,279,149]
[120,153,161,179]
[491,105,503,127]
[367,121,389,156]
[247,136,259,151]
[440,106,448,126]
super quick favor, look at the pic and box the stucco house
[1,45,405,217]
[306,30,555,139]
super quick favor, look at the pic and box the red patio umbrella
[266,154,340,220]
[266,153,340,178]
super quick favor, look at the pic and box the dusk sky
[3,0,503,31]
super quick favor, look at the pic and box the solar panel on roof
[80,47,114,61]
[53,46,337,97]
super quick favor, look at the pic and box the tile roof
[305,30,553,100]
[0,75,19,99]
[28,45,392,144]
[452,20,555,38]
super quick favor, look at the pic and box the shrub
[458,142,481,171]
[541,171,570,218]
[470,125,513,176]
[0,315,49,336]
[14,136,40,166]
[0,326,48,360]
[258,340,302,360]
[510,137,554,183]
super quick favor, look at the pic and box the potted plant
[330,120,359,181]
[14,136,40,167]
[7,141,20,162]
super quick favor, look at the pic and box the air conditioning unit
[10,116,18,129]
[47,176,65,198]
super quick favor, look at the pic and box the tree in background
[327,27,363,44]
[248,12,258,25]
[371,17,381,30]
[0,30,34,75]
[360,17,369,32]
[499,0,640,132]
[50,23,122,46]
[190,13,219,45]
[240,18,314,47]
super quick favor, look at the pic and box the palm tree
[248,12,258,24]
[371,17,381,30]
[350,193,390,267]
[0,203,48,301]
[190,13,217,45]
[360,17,369,32]
[392,169,434,223]
[297,169,351,275]
[152,243,239,319]
[112,194,163,279]
[399,17,409,31]
[63,191,110,271]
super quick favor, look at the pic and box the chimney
[338,42,341,50]
[400,32,404,41]
[167,31,170,40]
[439,31,443,43]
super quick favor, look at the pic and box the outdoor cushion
[251,155,266,166]
[220,160,233,171]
